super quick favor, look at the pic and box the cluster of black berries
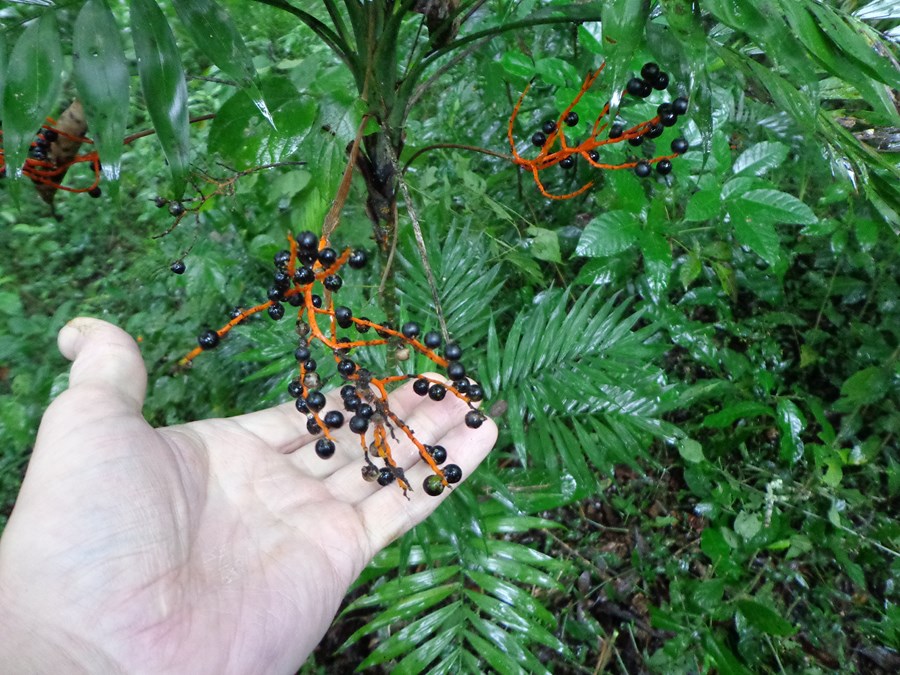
[183,230,486,497]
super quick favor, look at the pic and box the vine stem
[381,135,451,343]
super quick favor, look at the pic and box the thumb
[57,317,147,413]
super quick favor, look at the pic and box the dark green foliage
[2,1,900,673]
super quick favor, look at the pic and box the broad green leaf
[601,0,650,113]
[730,208,782,267]
[712,261,736,300]
[172,0,274,128]
[736,599,797,637]
[702,631,754,675]
[130,0,190,198]
[839,366,889,405]
[734,511,761,540]
[684,188,722,221]
[641,230,672,298]
[208,76,317,167]
[534,57,580,87]
[576,210,640,257]
[679,250,702,288]
[732,141,788,176]
[526,226,561,263]
[499,50,533,82]
[776,399,806,465]
[703,401,774,427]
[678,438,704,463]
[701,527,733,565]
[732,189,818,225]
[73,0,129,182]
[692,579,726,611]
[2,13,62,180]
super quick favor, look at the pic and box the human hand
[0,317,496,674]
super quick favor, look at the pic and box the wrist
[0,581,123,674]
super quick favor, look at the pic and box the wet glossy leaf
[732,141,788,176]
[776,399,806,465]
[730,209,781,267]
[73,0,129,182]
[2,12,62,180]
[577,210,640,257]
[129,0,190,198]
[736,599,797,637]
[172,0,274,128]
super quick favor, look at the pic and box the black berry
[531,132,547,147]
[423,475,445,496]
[660,111,678,127]
[653,72,670,90]
[311,294,322,308]
[428,445,447,464]
[338,359,356,376]
[315,438,335,459]
[428,384,447,401]
[377,468,395,486]
[323,410,345,429]
[628,135,644,147]
[306,391,326,412]
[295,346,311,361]
[447,362,466,380]
[268,302,285,320]
[559,156,575,170]
[323,274,343,291]
[641,62,660,80]
[274,250,291,268]
[198,330,220,350]
[609,124,624,139]
[634,161,652,178]
[348,249,368,269]
[401,322,420,339]
[349,415,369,433]
[564,111,579,127]
[443,464,463,483]
[413,378,430,396]
[467,383,484,402]
[627,77,651,98]
[318,247,338,266]
[357,403,374,419]
[170,260,186,274]
[671,137,689,154]
[267,286,284,301]
[287,379,304,398]
[588,150,599,162]
[542,120,557,135]
[168,202,185,217]
[656,159,673,175]
[293,266,315,285]
[647,123,665,139]
[444,343,462,361]
[307,416,322,435]
[465,410,485,429]
[340,384,357,399]
[423,331,442,349]
[295,397,309,413]
[335,306,353,328]
[296,231,318,251]
[672,96,689,115]
[88,186,102,198]
[304,358,317,372]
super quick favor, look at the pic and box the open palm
[0,318,496,674]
